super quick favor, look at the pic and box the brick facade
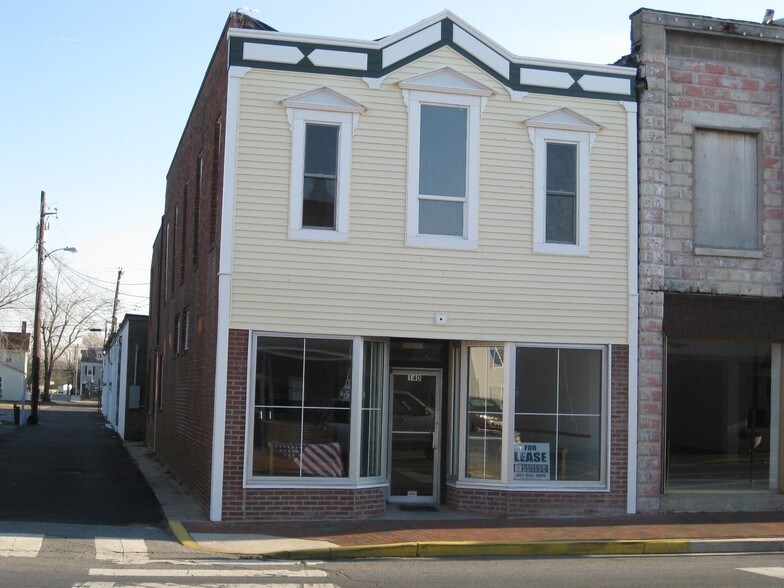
[447,345,629,517]
[633,10,784,512]
[146,14,271,513]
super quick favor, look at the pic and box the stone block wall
[632,10,784,511]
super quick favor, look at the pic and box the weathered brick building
[632,9,784,512]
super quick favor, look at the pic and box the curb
[168,521,784,559]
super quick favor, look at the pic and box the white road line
[87,568,328,578]
[0,534,44,558]
[95,538,150,565]
[737,567,784,579]
[74,583,338,588]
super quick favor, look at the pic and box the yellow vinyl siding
[230,47,631,344]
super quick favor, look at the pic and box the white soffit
[243,42,303,64]
[453,25,509,79]
[309,49,368,70]
[520,68,574,89]
[382,23,442,69]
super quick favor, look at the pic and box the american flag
[273,442,344,477]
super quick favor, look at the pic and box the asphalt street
[0,399,162,526]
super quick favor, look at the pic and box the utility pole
[110,268,123,335]
[29,191,47,424]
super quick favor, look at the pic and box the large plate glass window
[666,340,778,491]
[465,345,505,480]
[251,336,352,478]
[514,346,604,484]
[361,340,386,478]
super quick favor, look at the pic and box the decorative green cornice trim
[228,14,636,101]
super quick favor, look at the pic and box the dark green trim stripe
[229,17,636,101]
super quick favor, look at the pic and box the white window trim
[455,342,610,492]
[527,108,600,256]
[401,67,492,251]
[531,128,591,255]
[282,88,365,243]
[287,109,355,242]
[243,332,389,489]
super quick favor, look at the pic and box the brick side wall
[633,12,784,511]
[146,17,239,513]
[447,345,629,517]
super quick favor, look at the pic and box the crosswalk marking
[95,538,150,564]
[87,568,329,578]
[738,567,784,579]
[72,582,339,588]
[0,534,43,558]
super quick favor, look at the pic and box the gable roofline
[227,11,635,102]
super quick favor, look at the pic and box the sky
[0,0,775,331]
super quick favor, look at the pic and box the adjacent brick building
[632,9,784,512]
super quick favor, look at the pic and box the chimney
[21,321,27,335]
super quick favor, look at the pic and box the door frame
[388,367,442,504]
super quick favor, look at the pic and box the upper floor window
[526,108,601,256]
[400,68,493,250]
[282,88,365,243]
[694,128,759,252]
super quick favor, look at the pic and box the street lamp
[28,190,76,425]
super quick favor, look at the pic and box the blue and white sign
[513,443,551,480]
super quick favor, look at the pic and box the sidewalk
[125,442,784,559]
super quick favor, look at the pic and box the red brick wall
[447,345,629,517]
[146,14,246,513]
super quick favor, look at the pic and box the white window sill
[243,477,387,490]
[289,228,349,243]
[406,234,478,251]
[694,246,763,259]
[451,479,609,493]
[534,242,589,256]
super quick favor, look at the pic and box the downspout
[623,99,639,515]
[209,63,250,522]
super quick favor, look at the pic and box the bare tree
[0,245,34,314]
[40,263,112,401]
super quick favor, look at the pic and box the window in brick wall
[193,155,202,267]
[210,117,221,249]
[174,314,181,355]
[182,308,190,353]
[180,184,187,284]
[694,129,760,251]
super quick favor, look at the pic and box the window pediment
[281,87,366,113]
[398,67,494,97]
[525,107,601,133]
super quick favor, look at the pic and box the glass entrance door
[389,370,441,502]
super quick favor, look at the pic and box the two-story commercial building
[148,11,638,521]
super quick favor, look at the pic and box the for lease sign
[513,443,550,480]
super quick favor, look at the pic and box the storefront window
[514,347,603,483]
[251,336,352,478]
[666,340,776,491]
[465,346,505,480]
[361,340,385,478]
